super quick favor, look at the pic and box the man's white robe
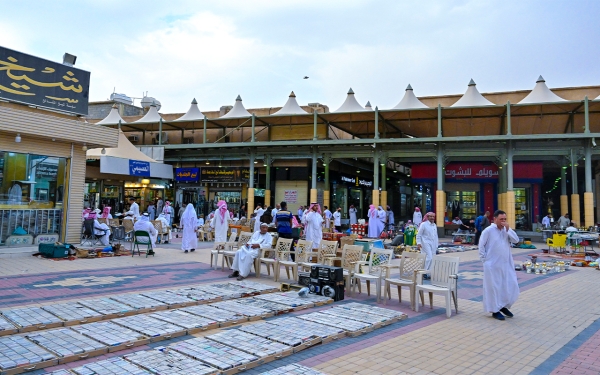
[323,210,332,228]
[416,220,439,270]
[367,208,378,238]
[349,208,357,225]
[180,205,198,251]
[213,211,230,243]
[376,209,386,233]
[134,219,158,248]
[253,208,265,233]
[413,211,422,226]
[478,223,520,313]
[93,220,111,246]
[232,231,273,277]
[304,211,323,249]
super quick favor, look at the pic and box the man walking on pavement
[474,211,490,245]
[416,212,438,277]
[478,210,520,321]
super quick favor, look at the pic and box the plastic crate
[39,243,71,258]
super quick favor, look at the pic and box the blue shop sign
[175,167,199,182]
[129,160,150,177]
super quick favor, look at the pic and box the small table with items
[451,232,476,244]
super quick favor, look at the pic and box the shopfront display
[447,191,478,221]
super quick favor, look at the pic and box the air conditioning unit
[128,135,139,142]
[184,137,195,144]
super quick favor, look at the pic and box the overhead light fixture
[101,148,106,155]
[562,166,567,169]
[205,160,210,165]
[15,134,21,143]
[574,163,579,167]
[254,160,258,164]
[82,143,88,151]
[322,162,327,166]
[263,161,267,166]
[356,170,360,173]
[380,163,385,166]
[141,178,150,185]
[393,170,397,173]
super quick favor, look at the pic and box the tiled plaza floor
[1,238,599,374]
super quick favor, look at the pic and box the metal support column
[313,111,318,141]
[585,140,594,227]
[506,141,515,228]
[436,145,445,228]
[251,114,256,143]
[248,152,255,215]
[311,150,317,203]
[380,158,387,210]
[265,156,271,208]
[560,166,568,218]
[374,107,379,139]
[437,104,442,137]
[323,155,330,210]
[372,152,380,207]
[571,149,580,227]
[203,116,207,144]
[158,119,163,145]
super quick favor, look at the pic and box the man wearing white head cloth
[253,204,265,233]
[228,223,273,280]
[303,202,323,250]
[134,213,158,250]
[416,211,439,273]
[180,203,198,253]
[91,209,111,246]
[376,206,386,236]
[212,200,230,243]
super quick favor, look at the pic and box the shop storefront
[332,174,373,220]
[411,162,543,230]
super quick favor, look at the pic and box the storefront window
[447,191,478,221]
[0,151,66,244]
[515,188,530,230]
[331,184,347,219]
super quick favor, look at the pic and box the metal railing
[0,209,62,244]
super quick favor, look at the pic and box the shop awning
[87,130,173,179]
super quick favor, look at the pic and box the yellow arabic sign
[0,46,90,115]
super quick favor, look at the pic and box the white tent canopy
[96,104,127,125]
[393,84,429,109]
[451,79,494,107]
[87,130,173,179]
[272,92,308,115]
[221,95,251,118]
[365,101,373,111]
[135,104,164,123]
[175,98,205,121]
[519,76,566,104]
[334,88,368,112]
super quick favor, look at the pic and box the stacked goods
[206,282,260,297]
[271,291,333,305]
[110,294,168,310]
[340,302,406,322]
[238,321,318,348]
[111,315,185,338]
[254,293,315,309]
[206,329,292,358]
[180,305,247,326]
[148,310,218,332]
[296,311,372,333]
[0,335,56,371]
[320,307,391,328]
[41,302,103,322]
[208,300,272,318]
[140,291,196,306]
[192,285,244,300]
[169,337,259,372]
[71,321,146,347]
[265,317,345,341]
[0,315,17,335]
[78,299,135,316]
[71,357,151,375]
[233,297,294,315]
[124,349,218,375]
[26,328,106,358]
[1,306,63,330]
[228,280,279,293]
[166,288,221,303]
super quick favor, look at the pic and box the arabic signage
[200,167,257,183]
[411,162,543,181]
[129,160,150,177]
[284,190,298,203]
[175,167,199,182]
[339,174,373,188]
[0,46,91,116]
[35,163,58,179]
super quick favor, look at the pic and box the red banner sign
[412,162,543,181]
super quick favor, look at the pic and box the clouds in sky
[1,0,598,113]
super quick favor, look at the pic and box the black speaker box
[298,272,311,287]
[310,264,344,282]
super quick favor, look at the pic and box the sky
[1,0,599,114]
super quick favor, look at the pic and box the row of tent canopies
[96,76,592,125]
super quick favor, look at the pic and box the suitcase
[39,243,71,258]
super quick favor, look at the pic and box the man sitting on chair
[134,213,158,250]
[228,223,273,281]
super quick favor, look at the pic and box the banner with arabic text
[0,46,90,115]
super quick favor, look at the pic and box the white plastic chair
[256,237,293,280]
[221,231,252,270]
[415,255,460,318]
[279,239,313,282]
[383,252,426,310]
[351,248,394,303]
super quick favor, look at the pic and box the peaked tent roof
[221,95,251,118]
[334,88,368,112]
[518,76,566,104]
[272,91,308,115]
[393,84,429,109]
[175,98,205,121]
[365,101,373,111]
[87,130,156,162]
[451,79,494,107]
[96,104,127,125]
[135,104,164,123]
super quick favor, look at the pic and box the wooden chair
[108,218,120,228]
[383,252,426,310]
[415,256,460,318]
[339,234,358,250]
[97,218,107,225]
[151,220,169,244]
[256,237,293,280]
[351,248,394,303]
[202,223,213,241]
[122,219,134,242]
[279,239,313,282]
[132,230,154,257]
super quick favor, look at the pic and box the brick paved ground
[1,237,599,374]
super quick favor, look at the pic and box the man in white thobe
[304,203,323,250]
[228,223,273,280]
[541,214,552,228]
[253,205,265,233]
[180,204,198,253]
[478,210,520,321]
[333,208,342,232]
[271,204,280,224]
[413,207,422,227]
[323,206,332,229]
[367,205,378,237]
[376,206,387,235]
[91,209,111,246]
[126,197,140,219]
[416,212,439,273]
[349,205,357,225]
[212,200,230,243]
[134,213,158,250]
